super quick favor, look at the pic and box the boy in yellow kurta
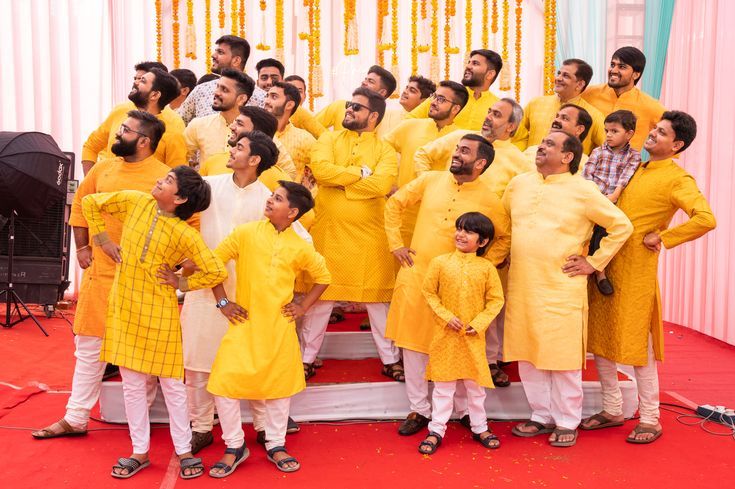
[199,181,329,477]
[84,166,227,479]
[418,213,505,455]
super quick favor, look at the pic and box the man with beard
[265,81,317,188]
[178,35,266,125]
[512,59,605,156]
[504,131,632,448]
[583,47,666,151]
[284,74,327,140]
[382,80,468,245]
[522,104,594,166]
[408,49,503,131]
[33,111,171,440]
[184,69,254,166]
[299,87,401,381]
[82,67,183,174]
[383,134,511,436]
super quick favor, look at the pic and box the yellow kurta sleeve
[292,106,326,139]
[178,230,227,292]
[299,247,332,285]
[162,131,188,168]
[309,133,363,186]
[583,184,634,271]
[384,172,431,251]
[274,138,298,179]
[421,257,456,325]
[343,143,397,200]
[467,265,504,334]
[81,108,121,162]
[407,97,431,119]
[213,227,243,266]
[315,100,344,129]
[414,130,469,174]
[511,108,531,151]
[82,190,144,241]
[659,175,717,249]
[483,199,512,266]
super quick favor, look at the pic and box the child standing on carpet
[418,212,505,455]
[582,110,641,295]
[82,166,227,479]
[192,181,329,477]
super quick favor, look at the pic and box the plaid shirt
[177,79,266,125]
[582,143,641,195]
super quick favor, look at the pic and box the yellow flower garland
[430,0,439,82]
[411,0,418,74]
[205,0,212,72]
[306,0,315,109]
[390,0,399,96]
[514,0,522,101]
[377,0,389,65]
[155,0,162,62]
[482,0,489,48]
[444,0,459,80]
[239,0,245,38]
[276,0,284,61]
[492,0,498,34]
[231,0,237,35]
[544,0,557,94]
[499,0,510,91]
[344,0,358,56]
[418,0,430,53]
[219,0,225,29]
[313,0,323,99]
[172,0,180,69]
[256,0,271,51]
[465,0,473,57]
[185,0,196,60]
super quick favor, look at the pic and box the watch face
[218,299,228,307]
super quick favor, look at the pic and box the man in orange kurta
[32,111,172,440]
[584,111,716,443]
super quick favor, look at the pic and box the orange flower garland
[418,0,430,53]
[377,0,389,65]
[465,0,473,57]
[185,0,197,60]
[544,0,557,94]
[514,0,522,101]
[430,0,439,82]
[411,0,418,74]
[205,0,212,72]
[256,0,271,51]
[155,0,162,62]
[444,0,459,79]
[313,0,323,99]
[306,0,315,110]
[276,0,284,61]
[482,0,489,48]
[231,0,237,35]
[499,0,511,91]
[492,0,498,33]
[172,0,180,68]
[239,0,246,38]
[218,0,225,29]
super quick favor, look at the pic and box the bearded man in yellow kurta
[504,132,632,448]
[300,87,403,380]
[583,112,715,444]
[32,111,171,441]
[384,134,511,436]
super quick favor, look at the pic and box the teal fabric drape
[641,0,676,98]
[555,0,608,85]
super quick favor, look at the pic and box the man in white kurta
[503,131,632,447]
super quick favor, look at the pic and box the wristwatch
[215,298,230,309]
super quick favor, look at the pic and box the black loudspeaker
[0,152,75,307]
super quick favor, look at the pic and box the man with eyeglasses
[300,87,403,382]
[82,67,185,175]
[33,110,172,441]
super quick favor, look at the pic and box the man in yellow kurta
[407,49,502,131]
[32,111,171,441]
[383,80,468,245]
[301,87,402,379]
[582,47,666,151]
[284,74,327,139]
[84,167,227,478]
[384,134,511,435]
[584,111,716,443]
[512,59,605,156]
[504,131,632,448]
[521,104,594,168]
[206,182,330,476]
[82,68,185,175]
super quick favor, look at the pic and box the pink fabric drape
[659,0,734,345]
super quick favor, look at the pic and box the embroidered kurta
[511,94,606,156]
[587,159,716,365]
[180,176,272,373]
[582,84,666,151]
[198,137,297,179]
[384,171,511,354]
[207,220,331,400]
[502,171,632,370]
[290,105,327,139]
[408,87,499,130]
[183,112,231,165]
[307,129,397,302]
[83,191,227,379]
[69,156,171,337]
[423,251,505,387]
[177,80,266,125]
[82,102,186,168]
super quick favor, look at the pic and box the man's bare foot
[512,420,556,437]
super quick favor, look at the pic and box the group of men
[32,32,715,474]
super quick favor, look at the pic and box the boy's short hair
[439,80,470,110]
[197,73,219,85]
[236,131,279,176]
[135,61,168,73]
[220,68,255,98]
[172,166,212,220]
[605,110,637,133]
[284,74,306,85]
[278,180,314,221]
[408,75,436,99]
[238,106,278,137]
[455,212,495,256]
[170,68,197,93]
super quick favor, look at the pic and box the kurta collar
[227,175,261,192]
[451,174,485,189]
[604,84,640,101]
[156,206,176,218]
[642,157,674,170]
[347,129,377,140]
[493,138,513,149]
[265,219,292,235]
[466,86,491,100]
[277,122,293,137]
[534,170,574,183]
[452,249,476,261]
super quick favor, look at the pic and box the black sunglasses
[344,101,372,112]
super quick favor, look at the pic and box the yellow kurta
[83,191,227,378]
[408,87,499,130]
[207,220,331,399]
[183,112,231,164]
[384,171,511,354]
[502,171,632,370]
[69,156,171,337]
[587,159,716,365]
[524,145,589,169]
[82,102,187,168]
[414,130,534,198]
[314,100,404,138]
[276,122,317,182]
[582,84,666,151]
[423,251,505,387]
[511,94,606,155]
[290,105,327,139]
[307,129,397,302]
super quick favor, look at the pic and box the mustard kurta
[69,156,171,337]
[582,84,666,151]
[408,87,499,130]
[82,102,186,168]
[587,159,716,365]
[384,171,511,354]
[423,251,505,387]
[83,191,227,379]
[502,171,633,370]
[290,105,326,139]
[511,94,606,156]
[207,220,331,400]
[307,129,397,302]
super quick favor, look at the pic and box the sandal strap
[267,446,287,457]
[524,420,550,431]
[632,425,660,435]
[553,428,577,435]
[180,457,203,468]
[116,457,143,470]
[276,457,298,467]
[211,462,231,471]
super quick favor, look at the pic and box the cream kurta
[307,129,397,302]
[275,122,316,182]
[423,251,505,387]
[183,112,231,165]
[384,171,510,354]
[180,176,272,372]
[409,87,499,130]
[207,220,331,400]
[502,171,632,370]
[587,159,716,365]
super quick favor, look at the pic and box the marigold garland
[312,0,323,99]
[543,0,557,94]
[418,0,430,53]
[390,0,399,96]
[256,0,270,50]
[172,0,181,69]
[465,0,472,58]
[231,0,238,35]
[344,0,358,56]
[482,0,489,47]
[185,0,197,60]
[514,0,522,101]
[275,0,284,61]
[430,0,439,82]
[444,0,459,79]
[492,0,498,33]
[411,0,418,73]
[377,0,389,65]
[239,0,246,38]
[155,0,162,62]
[218,0,225,29]
[306,0,315,109]
[205,0,212,72]
[499,0,511,91]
